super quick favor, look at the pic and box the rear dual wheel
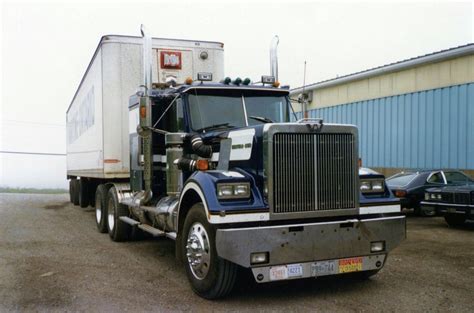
[182,203,237,299]
[107,186,131,242]
[95,184,110,233]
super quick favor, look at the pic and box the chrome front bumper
[215,215,406,281]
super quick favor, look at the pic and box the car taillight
[394,190,407,198]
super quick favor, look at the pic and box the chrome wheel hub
[96,203,102,224]
[107,201,115,231]
[186,222,211,280]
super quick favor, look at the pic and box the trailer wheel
[78,178,89,208]
[107,186,131,242]
[444,214,466,227]
[72,179,80,206]
[182,203,237,299]
[69,180,74,203]
[95,184,110,233]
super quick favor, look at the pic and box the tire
[69,180,74,203]
[444,214,466,227]
[78,178,89,208]
[107,186,131,242]
[95,184,109,233]
[182,203,237,299]
[72,179,80,206]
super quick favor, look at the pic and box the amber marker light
[140,106,146,118]
[272,81,280,87]
[196,159,209,171]
[185,77,193,85]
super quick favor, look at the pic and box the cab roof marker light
[243,78,251,85]
[233,77,242,85]
[221,77,231,85]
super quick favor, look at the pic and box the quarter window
[427,172,444,184]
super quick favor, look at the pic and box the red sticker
[160,51,182,69]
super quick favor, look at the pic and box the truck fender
[177,180,211,234]
[177,171,267,233]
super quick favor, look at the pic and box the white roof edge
[101,35,224,49]
[290,44,474,95]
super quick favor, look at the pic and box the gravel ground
[0,193,473,312]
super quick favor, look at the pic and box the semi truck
[66,26,405,299]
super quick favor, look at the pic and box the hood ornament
[297,118,324,132]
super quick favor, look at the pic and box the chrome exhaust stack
[270,35,279,82]
[137,24,153,205]
[141,24,153,92]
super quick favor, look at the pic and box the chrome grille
[272,133,357,214]
[454,193,470,205]
[442,192,454,203]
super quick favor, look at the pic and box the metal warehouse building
[290,44,474,177]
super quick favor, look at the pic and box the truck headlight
[360,179,385,193]
[430,193,437,200]
[372,181,384,191]
[217,182,251,199]
[425,193,430,200]
[360,181,371,191]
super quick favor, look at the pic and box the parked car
[386,170,473,216]
[421,183,474,227]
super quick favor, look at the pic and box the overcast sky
[1,0,472,188]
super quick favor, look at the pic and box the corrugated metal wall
[295,83,474,170]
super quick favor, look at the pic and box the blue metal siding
[296,83,474,170]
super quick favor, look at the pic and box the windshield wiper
[195,123,234,133]
[249,116,274,123]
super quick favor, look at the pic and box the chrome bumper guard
[215,215,405,280]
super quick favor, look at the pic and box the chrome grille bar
[272,133,357,214]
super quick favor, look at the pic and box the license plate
[269,266,288,281]
[447,208,457,213]
[339,257,363,273]
[287,264,303,278]
[312,260,338,276]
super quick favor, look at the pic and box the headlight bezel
[217,182,251,200]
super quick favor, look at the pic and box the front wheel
[444,214,466,227]
[182,203,237,299]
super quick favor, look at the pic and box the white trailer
[66,35,224,179]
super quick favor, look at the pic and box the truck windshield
[187,88,290,131]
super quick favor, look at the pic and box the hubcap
[96,204,102,224]
[107,201,115,231]
[186,222,211,280]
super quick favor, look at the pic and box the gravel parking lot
[0,193,473,312]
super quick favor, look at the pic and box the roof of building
[290,43,474,95]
